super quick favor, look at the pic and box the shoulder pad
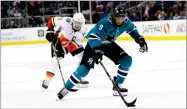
[66,18,71,23]
[65,17,72,23]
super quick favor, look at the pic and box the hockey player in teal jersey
[57,6,148,100]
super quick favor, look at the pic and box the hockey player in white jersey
[42,13,89,91]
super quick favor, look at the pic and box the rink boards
[1,19,186,46]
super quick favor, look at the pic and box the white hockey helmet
[72,13,85,30]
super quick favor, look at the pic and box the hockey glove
[46,29,56,42]
[94,47,104,64]
[135,36,148,53]
[52,38,68,58]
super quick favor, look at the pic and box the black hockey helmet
[113,6,125,17]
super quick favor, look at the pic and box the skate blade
[56,98,62,101]
[113,91,127,96]
[42,88,47,92]
[76,84,89,88]
[41,86,49,92]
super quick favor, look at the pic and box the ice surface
[1,41,186,108]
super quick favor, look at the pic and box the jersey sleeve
[47,17,63,29]
[88,20,106,49]
[125,17,141,39]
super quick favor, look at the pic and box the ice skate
[57,87,69,100]
[113,76,128,96]
[42,80,50,91]
[76,79,89,88]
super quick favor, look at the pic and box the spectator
[7,6,15,17]
[106,1,114,8]
[179,11,187,19]
[167,12,173,20]
[1,1,187,29]
[142,13,149,21]
[52,2,59,14]
[178,2,185,12]
[158,11,166,20]
[132,13,141,21]
[29,15,36,26]
[37,18,44,26]
[29,15,43,27]
[173,12,180,20]
[31,20,40,27]
[13,1,20,8]
[20,19,27,28]
[27,1,42,16]
[1,5,8,18]
[5,20,18,28]
[21,9,28,18]
[14,10,22,18]
[148,2,157,20]
[102,7,112,18]
[131,7,141,21]
[19,1,26,9]
[14,6,20,13]
[92,10,101,23]
[142,4,149,21]
[172,3,179,13]
[144,4,149,17]
[133,7,140,16]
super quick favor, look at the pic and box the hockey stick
[51,40,78,92]
[99,61,137,107]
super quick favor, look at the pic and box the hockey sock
[116,56,132,84]
[65,65,90,90]
[116,66,128,84]
[45,71,55,81]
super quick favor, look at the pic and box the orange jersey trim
[66,41,79,53]
[48,17,55,29]
[59,34,70,47]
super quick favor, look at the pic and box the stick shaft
[99,61,129,106]
[52,44,66,86]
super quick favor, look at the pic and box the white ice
[1,41,186,108]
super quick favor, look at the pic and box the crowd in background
[1,1,187,29]
[90,1,187,23]
[1,1,78,29]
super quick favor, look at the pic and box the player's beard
[113,15,124,26]
[72,21,83,31]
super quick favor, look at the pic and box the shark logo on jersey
[106,33,114,40]
[66,18,71,22]
[101,33,115,45]
[101,40,111,45]
[88,58,94,65]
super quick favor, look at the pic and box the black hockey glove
[55,46,68,58]
[135,36,148,53]
[94,47,104,64]
[46,29,56,42]
[52,38,68,58]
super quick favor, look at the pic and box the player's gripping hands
[94,47,104,64]
[135,36,148,53]
[46,29,56,42]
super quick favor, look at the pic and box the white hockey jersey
[52,17,86,46]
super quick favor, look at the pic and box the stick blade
[127,97,137,107]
